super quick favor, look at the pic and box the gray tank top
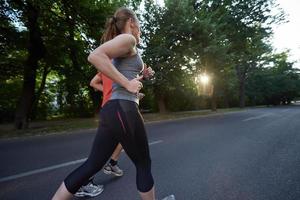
[110,53,144,104]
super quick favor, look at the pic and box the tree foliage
[1,0,299,128]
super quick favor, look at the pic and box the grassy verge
[143,107,243,123]
[0,107,244,139]
[0,118,100,139]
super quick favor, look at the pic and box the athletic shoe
[103,163,124,176]
[74,182,104,198]
[161,195,176,200]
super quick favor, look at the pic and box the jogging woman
[52,7,174,200]
[76,67,151,198]
[74,72,124,198]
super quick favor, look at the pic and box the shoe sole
[74,187,104,198]
[103,169,123,177]
[161,194,176,200]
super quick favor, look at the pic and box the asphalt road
[1,106,300,200]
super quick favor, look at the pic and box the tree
[142,0,197,112]
[223,0,284,107]
[246,52,300,105]
[8,0,47,129]
[191,0,232,110]
[2,0,142,128]
[0,2,26,122]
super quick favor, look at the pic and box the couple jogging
[52,7,175,200]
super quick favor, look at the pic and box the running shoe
[103,163,124,176]
[161,194,176,200]
[74,182,104,197]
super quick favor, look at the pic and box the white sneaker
[161,195,176,200]
[103,163,124,176]
[74,182,104,197]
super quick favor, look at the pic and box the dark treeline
[1,0,299,129]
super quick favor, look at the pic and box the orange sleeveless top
[97,73,113,107]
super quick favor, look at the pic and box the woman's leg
[116,100,155,200]
[52,182,72,200]
[52,107,119,199]
[139,187,155,200]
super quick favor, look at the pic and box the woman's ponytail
[100,8,137,43]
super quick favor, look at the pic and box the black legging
[64,99,154,194]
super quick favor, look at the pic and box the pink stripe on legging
[117,111,127,133]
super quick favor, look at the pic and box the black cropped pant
[64,99,154,193]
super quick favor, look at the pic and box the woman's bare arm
[88,34,142,94]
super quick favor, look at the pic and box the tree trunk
[210,84,217,111]
[14,2,45,129]
[157,94,167,113]
[63,4,83,115]
[238,77,246,108]
[236,65,246,108]
[30,66,49,120]
[223,88,229,108]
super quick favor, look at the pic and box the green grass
[143,107,243,122]
[0,108,244,139]
[0,118,99,139]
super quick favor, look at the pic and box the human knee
[135,158,154,192]
[137,157,151,167]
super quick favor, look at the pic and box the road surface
[1,106,300,200]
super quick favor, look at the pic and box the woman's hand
[87,34,137,90]
[138,93,145,100]
[143,64,155,79]
[125,75,143,94]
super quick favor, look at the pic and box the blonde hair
[101,8,138,43]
